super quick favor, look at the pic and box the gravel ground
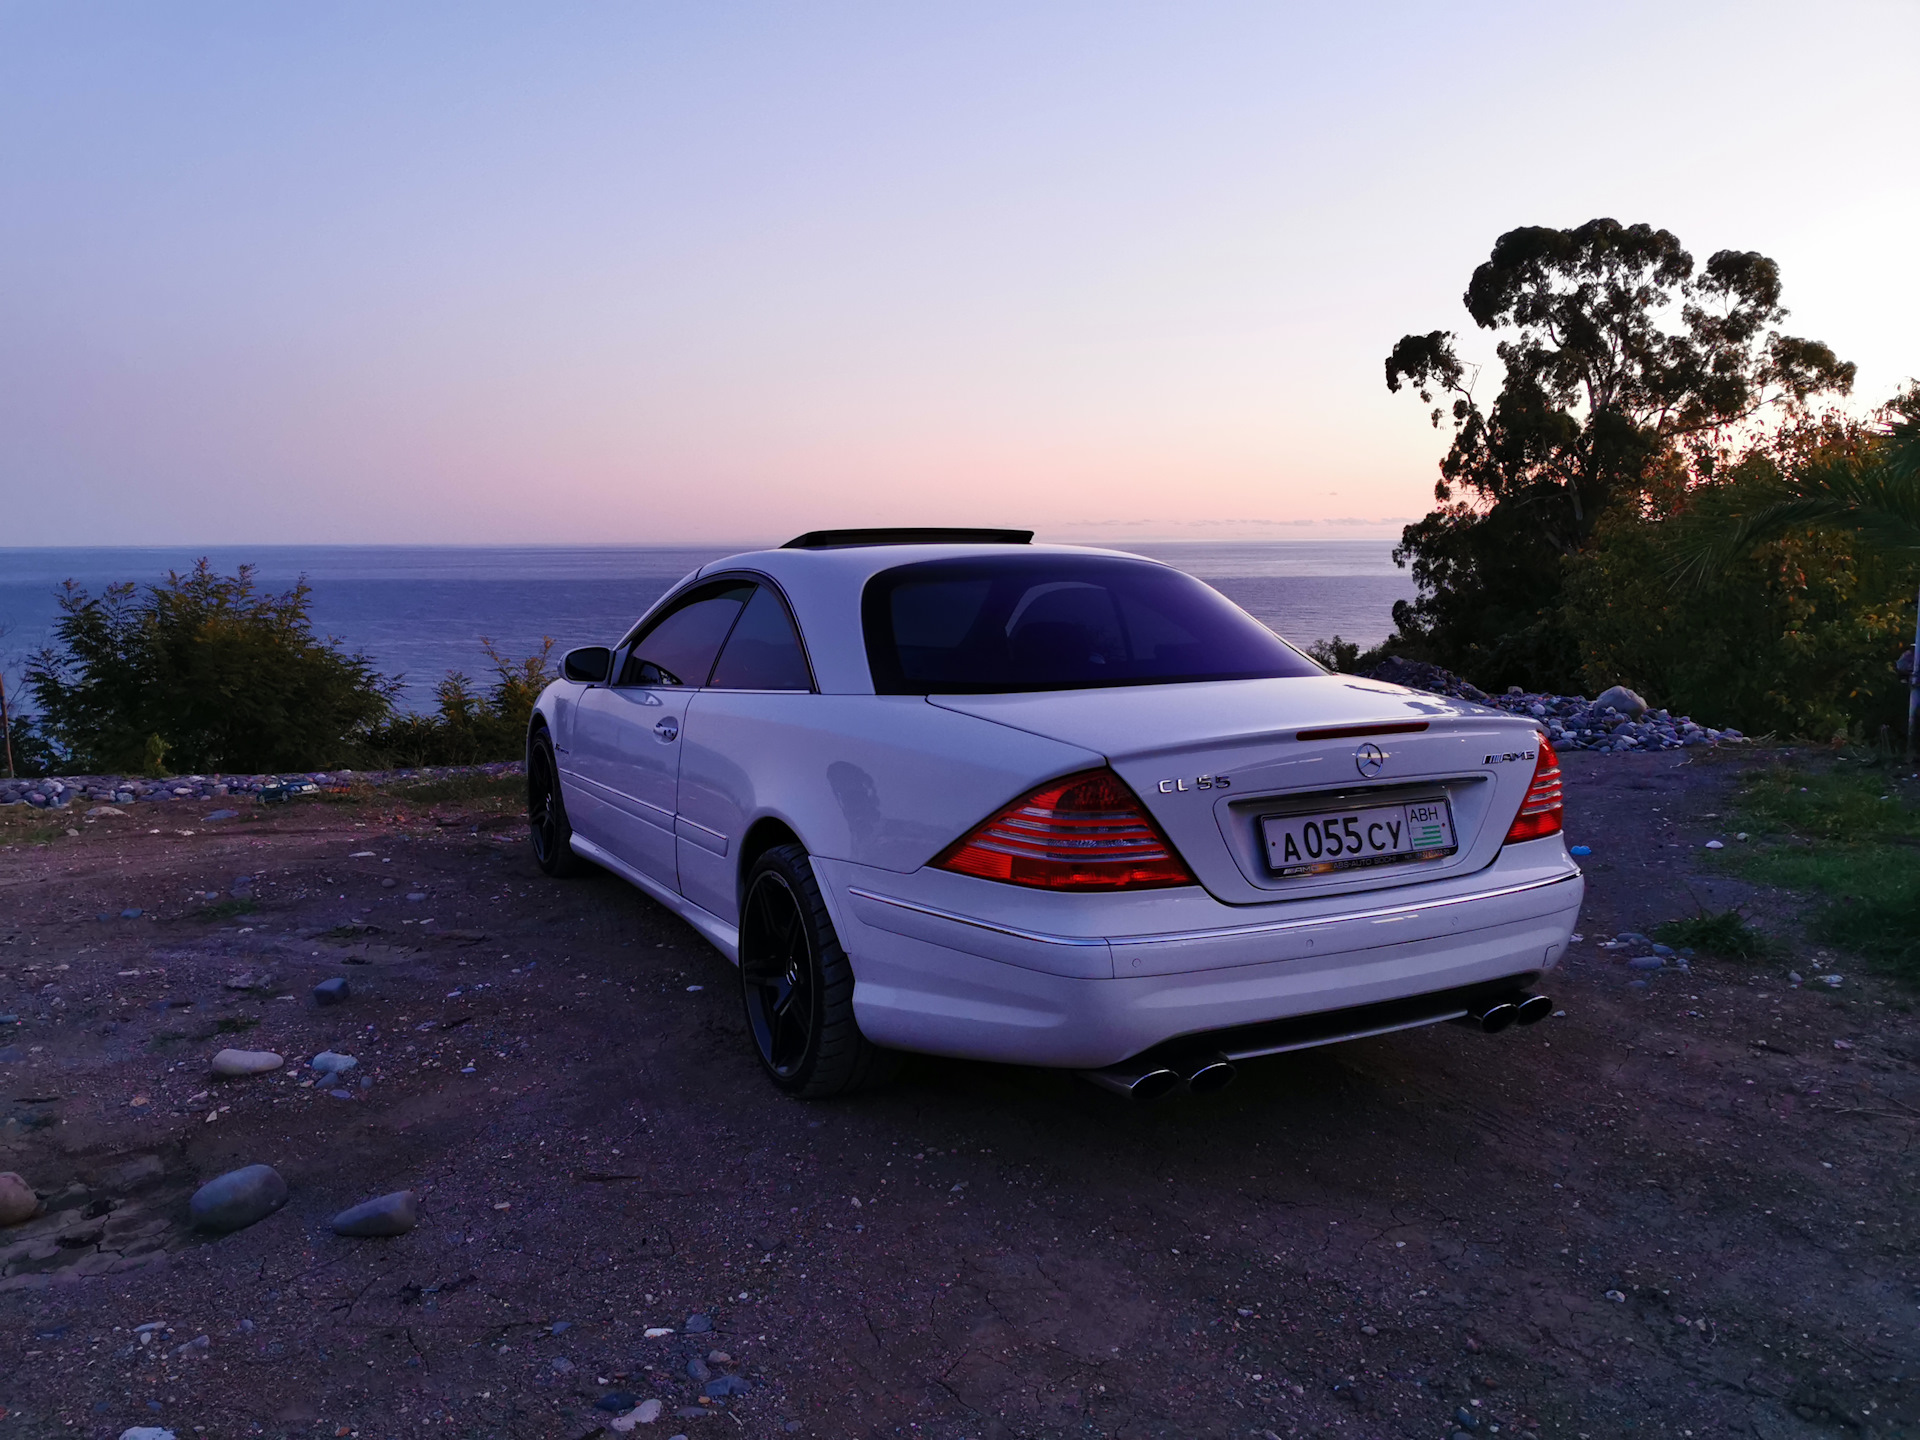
[0,750,1913,1440]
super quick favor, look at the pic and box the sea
[0,542,1414,712]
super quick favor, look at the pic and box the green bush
[358,639,554,768]
[1562,440,1918,740]
[25,561,397,774]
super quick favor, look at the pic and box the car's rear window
[862,554,1320,694]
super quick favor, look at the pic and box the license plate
[1261,799,1456,877]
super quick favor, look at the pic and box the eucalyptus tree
[1383,218,1853,690]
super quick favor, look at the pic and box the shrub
[25,561,397,774]
[358,639,555,767]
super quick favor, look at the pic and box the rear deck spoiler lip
[1294,721,1431,742]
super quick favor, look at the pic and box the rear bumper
[814,841,1583,1069]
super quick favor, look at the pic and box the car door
[570,580,753,889]
[676,582,816,920]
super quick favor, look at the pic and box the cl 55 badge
[1158,774,1231,793]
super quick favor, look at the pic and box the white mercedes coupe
[528,529,1582,1099]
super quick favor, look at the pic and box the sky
[2,1,1916,547]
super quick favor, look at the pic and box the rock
[705,1374,750,1398]
[406,892,426,902]
[1628,956,1663,971]
[687,1357,712,1382]
[212,1049,283,1077]
[204,809,239,821]
[1455,1407,1480,1430]
[551,1356,575,1373]
[189,1163,289,1233]
[120,908,143,919]
[684,1312,712,1333]
[119,1429,178,1440]
[1593,685,1648,715]
[330,1190,418,1237]
[595,1392,639,1412]
[309,1051,358,1075]
[1704,839,1724,850]
[381,878,396,888]
[312,978,351,1006]
[0,1171,42,1226]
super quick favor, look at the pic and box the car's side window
[709,584,813,691]
[619,582,754,687]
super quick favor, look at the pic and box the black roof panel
[782,527,1033,550]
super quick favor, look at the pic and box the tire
[528,727,587,877]
[739,843,900,1098]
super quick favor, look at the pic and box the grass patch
[1652,907,1767,959]
[207,897,257,919]
[390,772,523,807]
[212,1015,258,1035]
[1719,756,1920,980]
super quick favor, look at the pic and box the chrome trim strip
[846,869,1580,950]
[1221,1010,1469,1060]
[674,815,730,856]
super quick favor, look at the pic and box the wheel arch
[737,815,805,909]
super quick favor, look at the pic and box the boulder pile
[1364,658,1746,753]
[0,760,520,810]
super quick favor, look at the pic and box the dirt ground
[0,750,1913,1440]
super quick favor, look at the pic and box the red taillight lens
[934,768,1196,891]
[1503,733,1564,843]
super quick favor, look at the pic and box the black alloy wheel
[738,843,900,1098]
[528,728,585,877]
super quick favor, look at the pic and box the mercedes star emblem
[1354,742,1387,778]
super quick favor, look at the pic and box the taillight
[1503,734,1564,843]
[934,768,1196,891]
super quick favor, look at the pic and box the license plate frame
[1260,797,1457,877]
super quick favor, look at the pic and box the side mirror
[563,646,613,683]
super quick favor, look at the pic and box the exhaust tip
[1130,1068,1183,1102]
[1514,993,1553,1025]
[1081,1065,1182,1101]
[1478,1002,1518,1035]
[1186,1057,1237,1095]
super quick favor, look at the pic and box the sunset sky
[3,2,1915,547]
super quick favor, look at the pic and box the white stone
[0,1171,41,1226]
[211,1049,283,1077]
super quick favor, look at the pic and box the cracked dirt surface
[0,750,1914,1439]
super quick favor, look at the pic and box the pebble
[550,1357,575,1373]
[686,1357,712,1382]
[211,1049,283,1077]
[1627,957,1664,971]
[204,809,240,821]
[643,1326,674,1338]
[1605,1289,1627,1302]
[120,908,143,919]
[406,892,427,902]
[684,1313,712,1333]
[381,878,397,888]
[0,1171,42,1226]
[705,1374,750,1398]
[1456,1407,1480,1429]
[189,1163,289,1233]
[312,978,351,1007]
[309,1051,358,1075]
[330,1189,418,1237]
[118,1429,178,1440]
[1705,840,1724,850]
[595,1392,639,1413]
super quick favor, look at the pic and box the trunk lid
[929,675,1551,906]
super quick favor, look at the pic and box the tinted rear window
[863,554,1319,694]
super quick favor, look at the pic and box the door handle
[653,717,680,742]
